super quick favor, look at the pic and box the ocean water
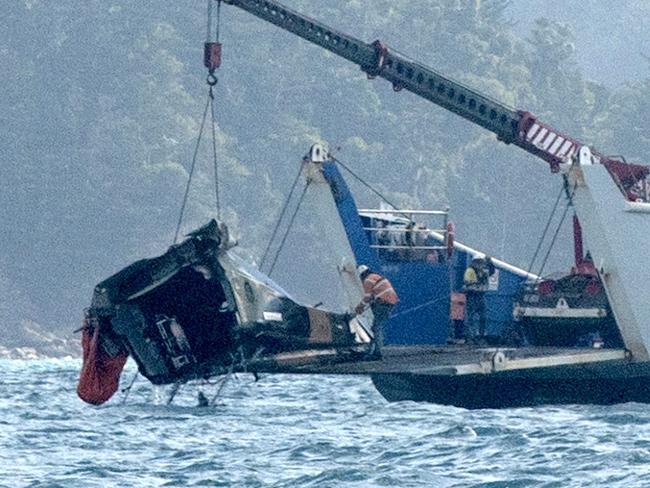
[2,359,650,488]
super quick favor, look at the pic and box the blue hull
[323,160,531,346]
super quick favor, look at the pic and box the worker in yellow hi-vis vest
[463,256,495,341]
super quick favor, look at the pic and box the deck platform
[249,345,650,408]
[251,344,629,377]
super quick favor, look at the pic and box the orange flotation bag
[77,319,128,405]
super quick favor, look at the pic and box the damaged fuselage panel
[78,220,364,404]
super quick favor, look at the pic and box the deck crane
[215,1,650,361]
[219,0,648,186]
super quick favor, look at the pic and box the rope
[261,154,399,274]
[173,95,211,244]
[332,156,412,221]
[120,371,139,405]
[216,0,222,41]
[259,163,305,270]
[526,184,565,275]
[206,0,213,41]
[209,91,221,219]
[209,348,240,406]
[208,372,233,406]
[166,382,182,405]
[206,0,222,41]
[536,184,577,278]
[389,296,448,318]
[175,0,223,243]
[268,181,311,276]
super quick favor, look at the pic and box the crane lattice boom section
[223,0,648,181]
[224,0,520,143]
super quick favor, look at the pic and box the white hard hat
[357,264,369,276]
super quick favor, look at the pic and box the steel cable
[173,95,211,244]
[331,156,413,220]
[209,92,221,219]
[259,162,305,270]
[536,184,577,279]
[267,181,311,276]
[526,184,565,275]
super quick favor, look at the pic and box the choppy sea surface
[2,358,650,487]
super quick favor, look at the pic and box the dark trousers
[370,302,392,356]
[453,319,465,340]
[466,291,486,338]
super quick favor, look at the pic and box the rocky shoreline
[0,344,80,360]
[0,319,81,359]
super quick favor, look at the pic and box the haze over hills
[1,0,649,354]
[509,0,650,86]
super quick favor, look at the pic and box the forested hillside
[1,0,648,352]
[510,0,650,86]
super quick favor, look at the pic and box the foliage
[0,0,647,333]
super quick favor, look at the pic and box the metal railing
[359,208,450,255]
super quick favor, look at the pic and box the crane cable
[261,154,401,276]
[335,153,578,277]
[207,0,222,221]
[535,183,577,279]
[526,184,565,275]
[173,0,223,243]
[209,85,221,221]
[173,97,211,244]
[259,162,305,270]
[267,180,312,276]
[331,156,413,220]
[206,0,222,42]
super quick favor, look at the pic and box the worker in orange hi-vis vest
[354,265,399,360]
